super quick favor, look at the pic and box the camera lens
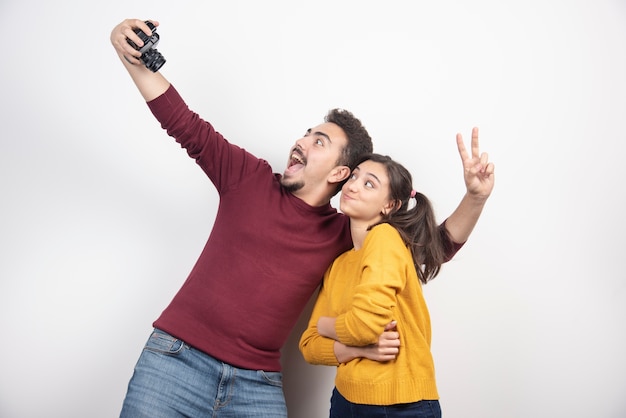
[142,49,166,72]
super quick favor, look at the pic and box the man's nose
[295,136,312,150]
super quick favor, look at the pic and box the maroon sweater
[147,85,461,371]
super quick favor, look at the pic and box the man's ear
[329,165,351,184]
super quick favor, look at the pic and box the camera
[127,21,166,72]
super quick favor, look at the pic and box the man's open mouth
[287,149,306,170]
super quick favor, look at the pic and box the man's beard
[280,177,304,193]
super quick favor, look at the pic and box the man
[110,19,495,418]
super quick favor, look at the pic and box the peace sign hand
[456,127,495,202]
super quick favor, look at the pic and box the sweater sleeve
[440,219,465,262]
[334,224,406,346]
[147,84,214,160]
[146,85,265,192]
[299,270,341,366]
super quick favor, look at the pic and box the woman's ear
[382,199,401,215]
[329,165,351,184]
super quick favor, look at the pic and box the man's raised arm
[110,19,170,102]
[444,127,496,244]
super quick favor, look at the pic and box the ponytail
[393,191,446,284]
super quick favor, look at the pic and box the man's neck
[291,187,333,208]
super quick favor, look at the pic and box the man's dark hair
[325,108,373,195]
[325,108,373,169]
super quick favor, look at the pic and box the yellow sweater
[299,223,438,405]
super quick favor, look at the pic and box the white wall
[1,1,625,417]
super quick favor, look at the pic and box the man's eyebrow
[312,130,332,143]
[305,128,332,144]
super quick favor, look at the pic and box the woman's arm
[333,321,399,363]
[442,127,495,244]
[331,226,406,347]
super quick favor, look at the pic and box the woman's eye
[365,181,374,188]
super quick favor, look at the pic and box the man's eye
[315,138,323,145]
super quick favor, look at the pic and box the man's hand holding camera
[110,19,165,72]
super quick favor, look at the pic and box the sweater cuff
[334,313,351,345]
[147,84,183,120]
[441,219,466,262]
[318,338,341,366]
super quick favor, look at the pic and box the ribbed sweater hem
[336,377,438,405]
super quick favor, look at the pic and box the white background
[1,1,625,417]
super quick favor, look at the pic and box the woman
[299,153,448,418]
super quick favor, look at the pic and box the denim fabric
[329,387,442,418]
[120,329,287,418]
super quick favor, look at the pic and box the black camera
[127,21,166,72]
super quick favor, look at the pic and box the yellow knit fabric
[300,223,438,405]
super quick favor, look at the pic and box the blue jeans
[330,387,442,418]
[120,329,287,418]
